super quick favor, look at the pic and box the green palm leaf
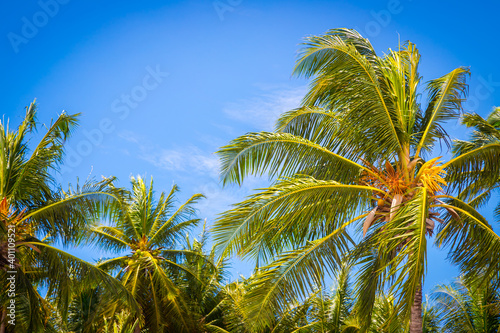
[414,67,470,158]
[242,222,353,330]
[214,176,381,259]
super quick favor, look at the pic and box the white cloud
[194,175,267,220]
[139,146,220,178]
[141,149,187,171]
[137,147,267,218]
[138,146,267,220]
[118,130,140,143]
[117,130,221,180]
[116,83,297,221]
[223,85,307,130]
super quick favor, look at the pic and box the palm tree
[217,277,253,333]
[367,293,439,333]
[453,106,500,217]
[269,264,358,333]
[266,265,439,333]
[213,29,500,333]
[246,266,439,333]
[88,176,206,332]
[102,311,141,333]
[421,297,440,333]
[64,286,104,332]
[0,101,135,333]
[431,274,500,332]
[54,287,142,333]
[49,285,141,333]
[166,227,234,332]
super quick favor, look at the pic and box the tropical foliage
[86,176,207,332]
[454,107,500,218]
[2,27,500,333]
[213,28,499,333]
[432,274,500,332]
[0,101,135,333]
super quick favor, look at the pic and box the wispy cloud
[142,147,220,179]
[116,84,301,220]
[138,146,266,218]
[223,85,307,130]
[119,130,219,176]
[117,131,263,219]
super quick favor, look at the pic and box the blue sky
[2,0,500,293]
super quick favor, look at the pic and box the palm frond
[414,67,469,157]
[445,143,500,193]
[242,221,353,330]
[21,177,121,245]
[385,188,429,320]
[431,275,500,333]
[293,28,404,159]
[88,226,131,253]
[217,132,371,185]
[213,175,380,259]
[31,242,138,320]
[147,193,203,247]
[275,106,341,148]
[434,199,500,286]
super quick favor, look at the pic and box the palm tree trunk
[409,285,423,333]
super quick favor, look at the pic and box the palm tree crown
[432,274,500,333]
[454,107,500,217]
[213,29,500,332]
[0,102,134,333]
[89,176,206,332]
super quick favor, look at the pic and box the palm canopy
[267,263,358,333]
[167,229,235,332]
[0,101,121,243]
[58,228,231,333]
[88,176,208,332]
[431,274,500,333]
[453,107,500,214]
[442,107,500,286]
[230,263,440,333]
[0,101,135,333]
[213,29,500,331]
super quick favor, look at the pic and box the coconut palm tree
[63,286,104,332]
[431,274,500,332]
[265,265,439,333]
[269,264,358,333]
[48,285,142,333]
[213,29,500,333]
[453,107,500,216]
[85,228,233,333]
[0,101,135,333]
[421,297,440,333]
[88,176,207,332]
[166,227,234,332]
